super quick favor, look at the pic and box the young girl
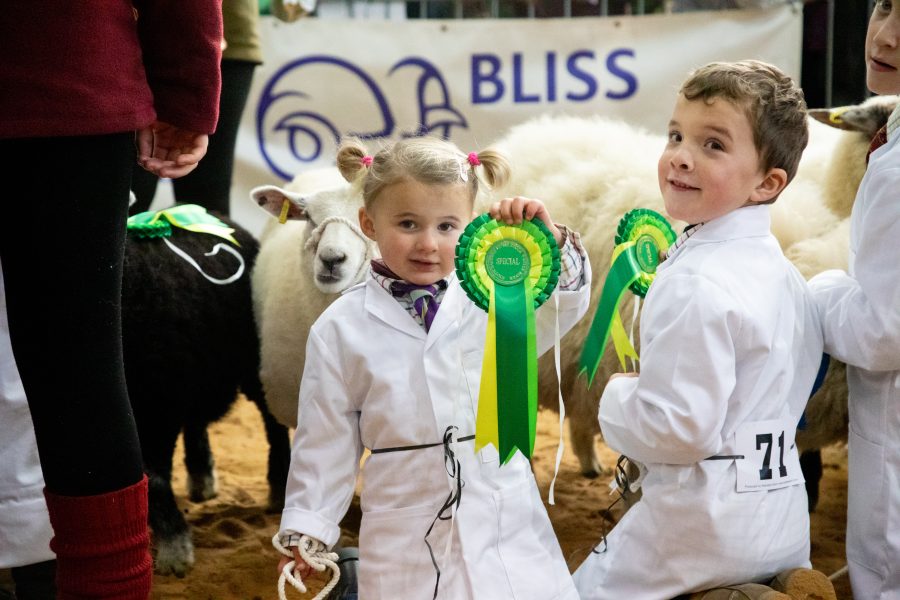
[274,136,591,600]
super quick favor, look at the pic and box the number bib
[734,418,804,493]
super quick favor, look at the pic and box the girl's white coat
[280,266,591,600]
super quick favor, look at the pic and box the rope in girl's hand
[272,533,341,600]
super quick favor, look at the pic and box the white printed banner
[219,5,802,234]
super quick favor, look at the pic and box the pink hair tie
[467,152,481,167]
[361,155,373,167]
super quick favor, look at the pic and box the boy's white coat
[810,129,900,599]
[280,267,591,600]
[574,206,824,599]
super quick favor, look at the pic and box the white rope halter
[272,533,341,600]
[303,215,369,254]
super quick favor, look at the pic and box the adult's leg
[10,560,56,600]
[0,133,152,599]
[172,59,257,216]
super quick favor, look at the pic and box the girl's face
[867,0,900,95]
[658,95,785,225]
[359,179,472,285]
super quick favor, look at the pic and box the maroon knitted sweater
[0,0,223,139]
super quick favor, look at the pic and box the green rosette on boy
[455,213,560,464]
[578,208,676,386]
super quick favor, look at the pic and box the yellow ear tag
[829,106,849,125]
[278,198,290,224]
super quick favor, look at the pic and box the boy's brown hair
[680,60,809,193]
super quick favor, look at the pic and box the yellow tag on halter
[278,199,290,224]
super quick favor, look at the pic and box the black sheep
[122,206,290,577]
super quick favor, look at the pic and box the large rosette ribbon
[127,204,239,245]
[578,208,675,386]
[455,214,560,463]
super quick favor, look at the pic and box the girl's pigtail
[336,137,371,184]
[471,148,511,190]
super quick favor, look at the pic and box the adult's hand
[136,121,209,179]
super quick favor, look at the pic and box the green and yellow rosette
[127,204,239,246]
[578,208,676,386]
[455,213,560,464]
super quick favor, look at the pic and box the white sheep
[247,94,895,489]
[250,167,376,429]
[490,95,897,479]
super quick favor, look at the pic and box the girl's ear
[750,167,788,204]
[359,206,377,241]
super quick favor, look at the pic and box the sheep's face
[302,186,374,294]
[251,177,375,295]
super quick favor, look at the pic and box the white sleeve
[535,234,592,356]
[809,166,900,372]
[598,273,736,464]
[279,326,362,548]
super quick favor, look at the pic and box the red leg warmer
[44,476,152,599]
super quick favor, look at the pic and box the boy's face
[658,95,785,225]
[359,178,472,285]
[866,0,900,95]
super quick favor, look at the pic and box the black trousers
[131,59,257,216]
[0,133,144,496]
[10,560,56,600]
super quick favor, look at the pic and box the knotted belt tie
[370,426,474,600]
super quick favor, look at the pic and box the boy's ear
[358,206,377,241]
[751,168,788,204]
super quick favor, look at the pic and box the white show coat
[810,126,900,600]
[574,206,824,599]
[0,262,55,568]
[280,266,591,600]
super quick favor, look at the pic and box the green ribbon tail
[495,281,532,463]
[578,246,641,387]
[525,285,537,460]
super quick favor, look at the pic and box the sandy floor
[141,398,853,600]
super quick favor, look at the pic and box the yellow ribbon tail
[475,285,499,453]
[610,310,639,371]
[179,223,240,246]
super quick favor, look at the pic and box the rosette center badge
[484,239,531,286]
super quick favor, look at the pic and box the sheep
[122,208,291,576]
[250,167,377,430]
[488,95,897,484]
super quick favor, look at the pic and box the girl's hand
[277,547,315,580]
[490,196,563,246]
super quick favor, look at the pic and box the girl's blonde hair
[336,136,510,208]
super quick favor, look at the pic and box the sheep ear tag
[578,208,676,386]
[455,213,560,464]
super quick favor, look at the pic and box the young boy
[572,60,826,599]
[809,3,900,597]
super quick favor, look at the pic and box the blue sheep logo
[256,54,469,180]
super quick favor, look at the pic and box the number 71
[756,431,788,480]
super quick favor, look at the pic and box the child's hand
[490,196,563,246]
[277,546,315,580]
